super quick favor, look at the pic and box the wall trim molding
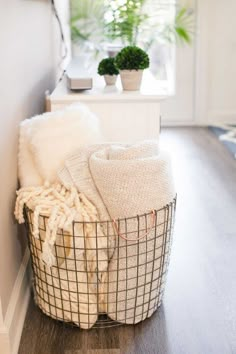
[0,327,10,354]
[0,248,30,354]
[162,120,205,127]
[162,109,236,126]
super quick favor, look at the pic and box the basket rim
[24,195,177,225]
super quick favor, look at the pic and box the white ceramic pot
[119,70,143,91]
[104,75,117,86]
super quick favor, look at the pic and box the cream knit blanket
[58,143,116,259]
[14,183,108,328]
[59,141,176,324]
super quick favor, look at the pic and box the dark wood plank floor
[18,128,236,354]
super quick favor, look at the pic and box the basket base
[34,295,162,329]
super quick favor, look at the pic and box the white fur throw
[18,104,102,187]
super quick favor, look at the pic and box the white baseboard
[162,111,236,127]
[0,329,10,354]
[0,248,30,354]
[162,120,205,127]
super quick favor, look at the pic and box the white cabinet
[50,71,168,143]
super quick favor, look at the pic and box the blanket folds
[59,141,175,324]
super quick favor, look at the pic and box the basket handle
[112,210,155,241]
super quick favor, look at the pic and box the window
[70,1,192,92]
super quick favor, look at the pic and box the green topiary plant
[115,46,149,71]
[98,57,119,76]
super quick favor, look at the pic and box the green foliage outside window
[70,0,194,51]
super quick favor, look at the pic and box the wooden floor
[19,128,236,354]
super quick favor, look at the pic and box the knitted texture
[89,141,174,217]
[59,141,176,324]
[58,143,124,260]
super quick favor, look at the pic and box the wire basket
[25,197,176,329]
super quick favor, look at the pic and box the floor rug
[209,124,236,159]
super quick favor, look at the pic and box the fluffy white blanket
[16,104,104,328]
[18,103,102,187]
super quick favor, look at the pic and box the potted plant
[98,57,119,85]
[115,46,149,90]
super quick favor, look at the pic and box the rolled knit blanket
[58,143,126,259]
[59,141,176,323]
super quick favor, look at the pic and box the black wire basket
[25,197,176,329]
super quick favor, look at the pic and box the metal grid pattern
[25,197,176,328]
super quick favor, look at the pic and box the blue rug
[209,125,236,159]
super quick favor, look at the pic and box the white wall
[0,1,63,352]
[205,0,236,124]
